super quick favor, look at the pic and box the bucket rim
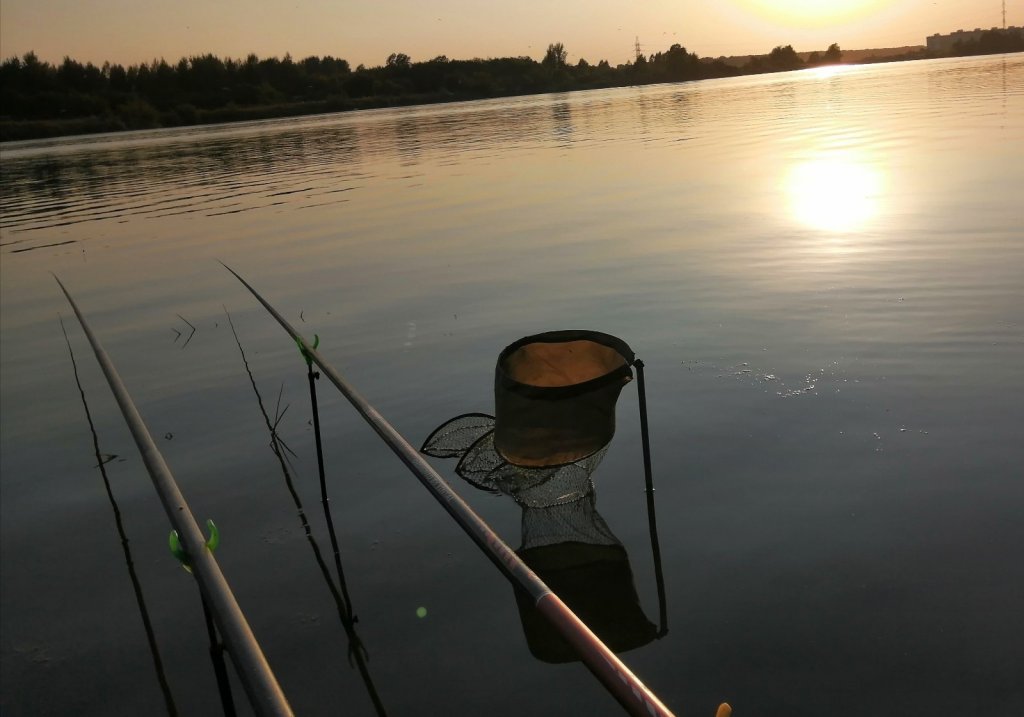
[496,330,635,398]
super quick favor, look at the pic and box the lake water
[2,54,1023,716]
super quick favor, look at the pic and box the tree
[320,56,351,75]
[107,62,129,92]
[663,43,698,80]
[767,45,804,71]
[18,51,53,92]
[116,97,159,129]
[824,43,842,63]
[344,71,374,97]
[542,42,567,68]
[386,53,411,69]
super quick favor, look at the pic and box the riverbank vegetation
[2,31,1021,142]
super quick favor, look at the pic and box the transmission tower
[635,36,644,62]
[1003,0,1006,29]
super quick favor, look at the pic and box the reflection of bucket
[513,542,657,663]
[494,331,635,467]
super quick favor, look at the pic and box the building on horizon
[927,26,1024,52]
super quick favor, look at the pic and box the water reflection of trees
[0,80,714,243]
[0,126,362,234]
[550,99,573,147]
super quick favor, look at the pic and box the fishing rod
[221,262,677,717]
[54,275,294,717]
[59,316,179,717]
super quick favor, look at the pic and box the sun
[739,0,886,28]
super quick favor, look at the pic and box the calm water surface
[2,55,1023,716]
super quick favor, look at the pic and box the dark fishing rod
[299,336,358,619]
[200,596,238,717]
[221,262,676,717]
[55,275,294,717]
[634,360,668,637]
[224,308,388,716]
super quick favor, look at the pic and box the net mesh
[419,413,495,459]
[458,435,607,508]
[423,415,611,507]
[514,492,656,662]
[518,490,619,550]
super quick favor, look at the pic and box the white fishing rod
[55,275,294,717]
[221,262,677,717]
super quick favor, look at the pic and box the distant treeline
[0,33,1019,141]
[0,43,732,140]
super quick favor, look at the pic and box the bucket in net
[493,330,635,468]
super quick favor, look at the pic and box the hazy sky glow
[1,0,1019,68]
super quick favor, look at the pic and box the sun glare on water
[786,153,884,233]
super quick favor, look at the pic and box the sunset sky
[1,0,1018,68]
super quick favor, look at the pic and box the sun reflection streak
[786,152,884,233]
[804,64,850,80]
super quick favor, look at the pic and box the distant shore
[2,35,1021,143]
